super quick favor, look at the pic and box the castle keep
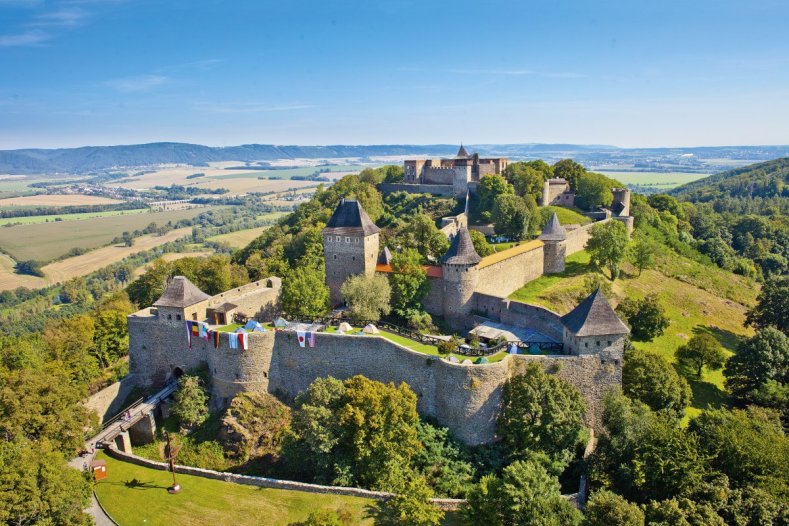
[129,196,632,444]
[401,145,509,197]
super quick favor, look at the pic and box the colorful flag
[185,321,192,348]
[229,332,238,349]
[308,332,315,348]
[212,330,219,349]
[239,332,248,351]
[296,331,306,348]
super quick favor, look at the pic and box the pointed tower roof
[561,289,630,337]
[456,144,469,158]
[377,246,393,265]
[538,213,567,242]
[324,198,381,236]
[442,227,481,265]
[153,276,210,308]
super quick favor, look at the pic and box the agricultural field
[510,250,757,416]
[0,227,195,290]
[0,207,209,262]
[0,194,122,207]
[0,208,149,226]
[597,171,708,190]
[114,161,360,195]
[207,226,271,248]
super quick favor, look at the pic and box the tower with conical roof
[441,227,481,327]
[153,275,211,324]
[561,288,629,355]
[539,213,567,274]
[322,198,381,306]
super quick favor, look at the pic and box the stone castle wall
[130,321,621,444]
[422,276,444,315]
[565,218,610,255]
[324,232,379,305]
[475,243,545,298]
[423,166,456,185]
[471,293,565,342]
[378,183,455,197]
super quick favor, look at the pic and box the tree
[0,366,94,455]
[413,421,474,498]
[623,350,691,419]
[582,490,645,526]
[552,159,586,190]
[575,172,614,211]
[689,406,788,497]
[643,498,726,526]
[0,440,92,526]
[460,459,582,526]
[497,363,586,467]
[436,337,460,359]
[281,265,330,318]
[341,274,391,323]
[589,393,713,503]
[92,293,134,368]
[628,237,660,276]
[724,326,789,402]
[172,375,209,429]
[615,295,670,341]
[381,468,445,526]
[675,333,727,378]
[492,194,531,240]
[389,249,430,317]
[288,375,423,489]
[586,220,629,280]
[745,276,789,334]
[469,229,494,256]
[476,175,514,221]
[503,163,547,200]
[400,214,450,261]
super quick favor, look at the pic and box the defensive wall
[472,293,565,342]
[475,240,545,297]
[564,218,610,255]
[129,327,621,444]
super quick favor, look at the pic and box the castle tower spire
[441,227,481,329]
[539,213,567,274]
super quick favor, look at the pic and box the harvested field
[208,226,270,248]
[0,194,122,207]
[0,207,210,262]
[0,253,46,290]
[0,208,149,226]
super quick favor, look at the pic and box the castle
[127,196,633,444]
[399,145,509,197]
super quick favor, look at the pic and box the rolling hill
[671,156,789,201]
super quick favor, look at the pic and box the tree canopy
[586,220,629,280]
[341,273,392,322]
[623,350,691,419]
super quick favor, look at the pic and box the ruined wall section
[475,244,544,298]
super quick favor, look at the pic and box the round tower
[441,227,481,328]
[539,212,567,274]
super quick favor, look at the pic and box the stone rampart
[378,183,455,197]
[471,294,565,342]
[565,218,610,255]
[476,243,544,297]
[84,376,139,423]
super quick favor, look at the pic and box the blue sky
[1,0,788,149]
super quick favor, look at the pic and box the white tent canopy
[338,322,353,333]
[274,317,289,328]
[363,324,380,334]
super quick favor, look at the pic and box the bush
[583,490,644,526]
[171,375,209,430]
[616,295,669,341]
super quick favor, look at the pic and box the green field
[210,165,364,180]
[93,452,379,526]
[0,208,149,226]
[510,250,757,417]
[0,207,210,262]
[597,171,709,189]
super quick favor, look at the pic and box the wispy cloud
[0,28,50,46]
[448,68,535,76]
[194,102,316,114]
[28,6,88,27]
[104,74,170,93]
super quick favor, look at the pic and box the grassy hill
[510,250,758,418]
[671,156,789,201]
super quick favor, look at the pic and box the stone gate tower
[539,212,568,274]
[441,227,481,328]
[323,199,381,306]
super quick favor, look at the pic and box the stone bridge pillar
[115,431,133,454]
[129,412,157,445]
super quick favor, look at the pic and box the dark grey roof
[324,199,381,236]
[442,227,481,265]
[539,213,567,242]
[561,289,630,337]
[456,144,469,158]
[378,246,393,265]
[153,276,210,308]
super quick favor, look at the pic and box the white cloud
[28,7,88,27]
[194,102,315,114]
[0,29,50,46]
[104,75,169,93]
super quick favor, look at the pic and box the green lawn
[596,171,709,190]
[509,250,757,417]
[93,451,378,526]
[0,207,149,226]
[542,205,591,226]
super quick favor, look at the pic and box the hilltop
[671,156,789,201]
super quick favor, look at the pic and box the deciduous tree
[389,249,430,317]
[586,220,629,280]
[582,490,645,526]
[623,350,691,419]
[281,265,330,318]
[676,333,727,378]
[341,274,391,322]
[172,375,209,429]
[745,276,789,334]
[616,295,669,341]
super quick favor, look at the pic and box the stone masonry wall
[378,183,455,197]
[471,293,565,342]
[475,244,544,297]
[565,218,611,255]
[422,276,444,315]
[84,376,139,423]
